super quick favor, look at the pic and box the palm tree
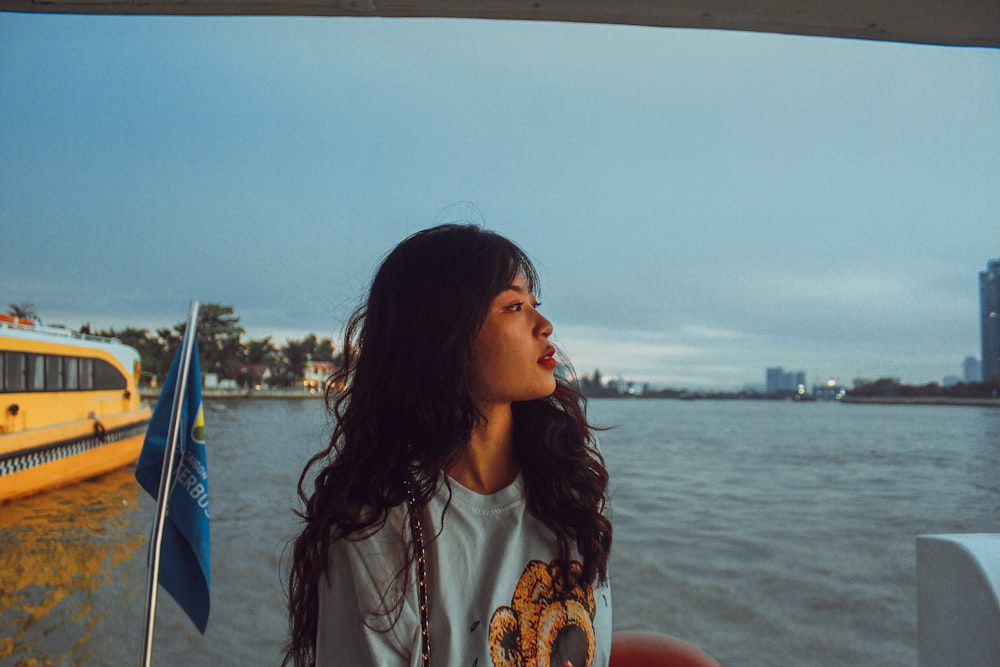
[245,337,278,365]
[174,303,245,380]
[7,302,40,323]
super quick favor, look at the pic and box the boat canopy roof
[1,323,142,376]
[0,0,997,48]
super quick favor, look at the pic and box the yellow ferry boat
[0,314,152,503]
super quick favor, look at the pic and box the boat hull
[0,408,151,502]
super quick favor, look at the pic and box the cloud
[555,324,763,387]
[2,15,997,390]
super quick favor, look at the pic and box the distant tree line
[849,377,999,399]
[575,366,999,401]
[577,368,795,400]
[80,303,340,389]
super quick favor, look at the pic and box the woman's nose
[536,311,553,338]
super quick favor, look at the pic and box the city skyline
[3,15,998,389]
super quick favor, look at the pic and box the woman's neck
[447,403,518,495]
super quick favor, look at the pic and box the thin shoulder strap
[405,481,431,667]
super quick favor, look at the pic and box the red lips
[538,347,557,369]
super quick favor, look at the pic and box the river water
[2,398,998,666]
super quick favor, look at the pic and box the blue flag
[136,343,211,633]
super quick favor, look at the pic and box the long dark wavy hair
[283,224,611,667]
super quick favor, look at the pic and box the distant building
[766,366,806,393]
[981,259,1000,384]
[302,360,336,394]
[234,364,271,389]
[812,380,847,400]
[602,375,628,395]
[963,356,981,384]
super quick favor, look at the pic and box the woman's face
[470,272,557,407]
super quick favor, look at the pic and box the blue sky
[2,13,998,389]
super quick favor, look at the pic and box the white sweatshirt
[316,474,612,667]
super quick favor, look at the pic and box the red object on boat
[0,313,35,326]
[610,631,721,667]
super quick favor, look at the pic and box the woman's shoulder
[338,501,408,542]
[326,504,412,585]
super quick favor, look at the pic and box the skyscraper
[980,258,1000,384]
[766,366,806,393]
[963,356,982,383]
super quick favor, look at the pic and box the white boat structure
[1,1,996,664]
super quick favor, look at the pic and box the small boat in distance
[0,314,152,502]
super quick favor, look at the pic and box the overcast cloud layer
[2,15,998,389]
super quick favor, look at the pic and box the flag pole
[140,300,201,667]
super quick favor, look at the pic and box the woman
[285,224,612,667]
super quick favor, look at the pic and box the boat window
[27,354,45,391]
[3,353,25,391]
[79,358,94,390]
[93,358,127,390]
[2,353,13,392]
[0,353,126,392]
[45,355,64,391]
[64,357,79,390]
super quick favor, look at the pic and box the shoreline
[840,396,1000,408]
[139,388,323,401]
[139,389,1000,408]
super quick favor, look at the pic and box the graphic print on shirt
[488,559,596,667]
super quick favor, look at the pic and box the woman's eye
[502,300,539,312]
